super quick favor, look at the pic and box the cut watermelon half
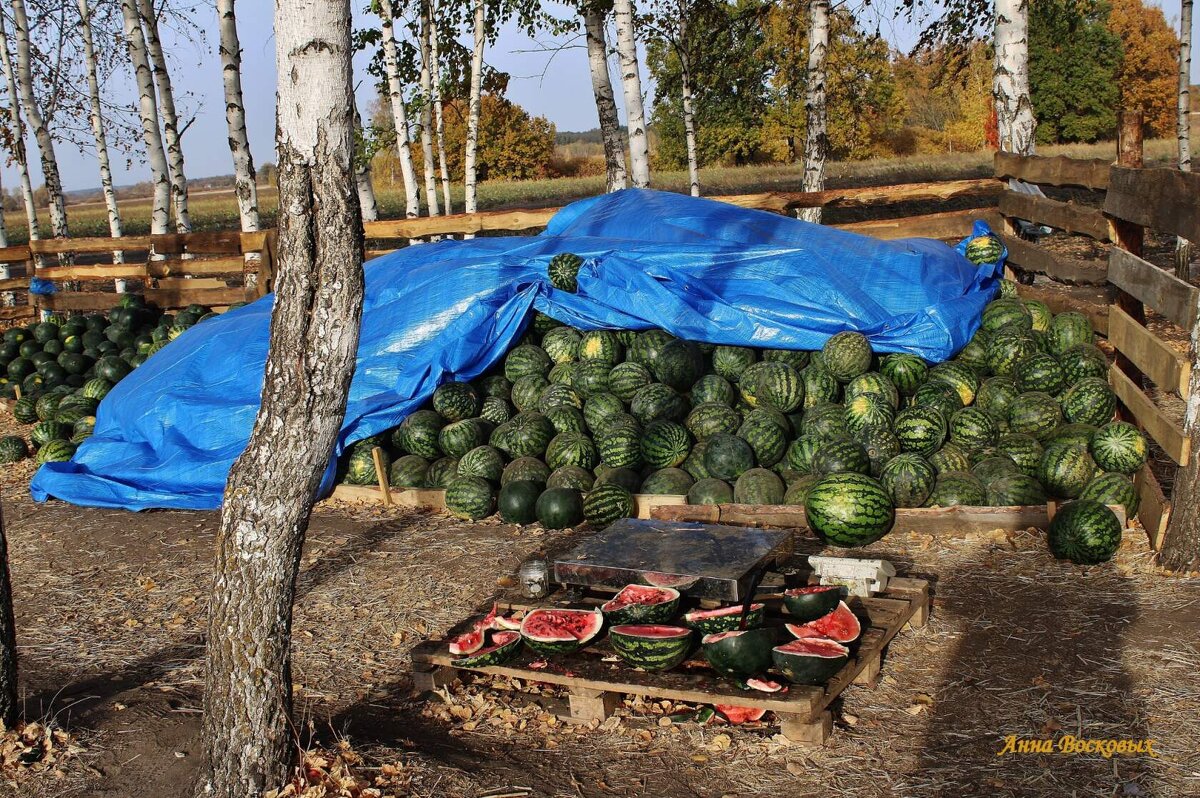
[782,584,842,623]
[784,600,861,644]
[714,704,768,724]
[451,630,522,668]
[772,637,850,686]
[683,603,765,635]
[520,608,604,656]
[601,584,680,626]
[448,604,498,656]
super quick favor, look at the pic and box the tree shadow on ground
[909,558,1159,797]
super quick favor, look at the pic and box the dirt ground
[1,404,1200,798]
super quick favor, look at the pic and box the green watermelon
[0,436,28,463]
[844,393,894,434]
[845,371,899,409]
[894,406,948,456]
[763,349,809,370]
[457,445,505,483]
[879,453,936,508]
[985,472,1046,506]
[812,438,871,476]
[439,418,489,458]
[733,468,785,504]
[344,444,388,485]
[538,383,584,414]
[630,383,688,425]
[388,455,430,488]
[571,360,612,397]
[783,435,822,474]
[578,330,622,364]
[927,361,980,406]
[986,331,1039,376]
[480,396,513,426]
[510,375,549,412]
[1048,423,1098,448]
[1059,344,1108,385]
[627,329,675,369]
[641,421,692,469]
[926,471,987,507]
[1080,472,1139,517]
[1047,499,1121,564]
[1048,312,1094,354]
[711,346,757,383]
[30,421,68,448]
[801,402,847,440]
[804,473,895,547]
[737,416,787,467]
[501,456,552,486]
[703,433,756,480]
[446,476,496,520]
[548,252,584,291]
[1007,392,1063,440]
[545,432,599,471]
[35,439,76,464]
[595,466,643,492]
[783,473,821,505]
[911,381,962,421]
[651,340,704,391]
[965,234,1003,264]
[799,365,839,408]
[751,362,804,412]
[505,345,552,382]
[879,354,928,396]
[547,465,595,491]
[686,403,742,441]
[822,332,873,382]
[996,433,1044,477]
[490,412,555,458]
[688,477,733,505]
[11,396,38,424]
[981,298,1032,332]
[536,487,585,528]
[583,483,635,526]
[609,362,654,402]
[976,376,1021,424]
[1038,440,1097,498]
[1023,299,1053,332]
[860,427,901,475]
[1015,353,1066,395]
[690,373,736,406]
[432,382,480,422]
[640,468,694,495]
[1061,377,1116,427]
[582,392,624,432]
[1089,422,1148,475]
[544,404,587,435]
[425,457,459,488]
[971,454,1020,485]
[608,624,693,672]
[949,407,997,449]
[541,327,581,363]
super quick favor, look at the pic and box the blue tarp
[31,189,1003,511]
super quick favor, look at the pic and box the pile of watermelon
[0,295,231,467]
[342,243,1138,563]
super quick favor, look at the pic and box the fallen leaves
[264,741,411,798]
[0,722,83,777]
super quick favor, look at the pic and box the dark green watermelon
[536,487,585,528]
[804,473,895,547]
[498,480,542,524]
[1047,499,1121,564]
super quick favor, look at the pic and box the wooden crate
[410,577,930,744]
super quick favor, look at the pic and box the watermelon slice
[448,604,498,656]
[452,631,522,668]
[601,584,681,626]
[772,638,850,685]
[784,600,861,644]
[520,608,604,656]
[782,584,842,623]
[714,704,767,724]
[683,603,765,635]
[744,677,785,693]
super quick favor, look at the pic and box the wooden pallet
[410,577,930,745]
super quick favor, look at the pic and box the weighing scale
[552,518,793,602]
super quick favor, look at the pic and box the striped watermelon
[996,433,1044,477]
[490,412,555,458]
[737,417,787,467]
[538,383,584,414]
[800,365,840,408]
[445,476,496,520]
[986,472,1047,506]
[1038,440,1097,498]
[734,468,785,504]
[966,235,1003,265]
[688,477,734,505]
[1007,392,1063,440]
[981,298,1032,332]
[504,345,552,382]
[801,402,848,440]
[822,332,873,382]
[1080,472,1139,516]
[388,455,430,488]
[545,432,599,471]
[860,427,901,475]
[627,329,675,369]
[690,374,736,406]
[541,327,582,363]
[426,457,459,488]
[548,362,577,386]
[976,376,1020,424]
[812,438,871,476]
[608,625,693,672]
[986,331,1039,376]
[583,483,635,526]
[955,331,992,375]
[1047,499,1121,564]
[845,393,894,434]
[894,406,948,456]
[630,383,689,425]
[927,361,980,406]
[1061,377,1116,427]
[641,421,692,469]
[651,340,704,391]
[783,474,820,505]
[1049,423,1098,447]
[703,433,756,480]
[680,440,712,480]
[439,418,489,458]
[712,345,758,383]
[0,436,28,464]
[510,375,550,412]
[971,455,1020,485]
[609,362,654,402]
[686,403,742,441]
[547,252,584,291]
[1015,353,1066,394]
[598,425,643,469]
[880,354,928,397]
[1089,422,1148,475]
[640,468,695,495]
[1059,344,1108,384]
[547,465,595,491]
[926,470,987,507]
[753,362,804,412]
[578,330,622,364]
[432,382,480,422]
[596,466,643,492]
[583,392,624,432]
[783,435,823,474]
[1048,312,1094,354]
[879,453,936,508]
[571,360,612,397]
[845,371,900,409]
[804,473,895,547]
[545,405,587,435]
[480,396,513,426]
[35,439,75,465]
[949,407,997,449]
[501,456,551,486]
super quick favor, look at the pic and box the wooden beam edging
[998,191,1112,241]
[1108,305,1191,397]
[998,233,1108,285]
[1108,364,1191,466]
[993,152,1111,190]
[1105,166,1200,243]
[1108,248,1199,330]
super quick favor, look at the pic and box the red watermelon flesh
[785,585,840,596]
[643,571,698,589]
[774,638,849,658]
[448,604,498,655]
[609,624,691,638]
[745,677,785,693]
[491,613,523,631]
[603,585,680,613]
[715,704,768,724]
[520,608,604,643]
[786,600,861,643]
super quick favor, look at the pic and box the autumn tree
[1106,0,1181,137]
[1028,0,1122,143]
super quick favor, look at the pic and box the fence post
[1112,109,1147,388]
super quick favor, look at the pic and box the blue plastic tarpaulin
[31,189,1003,511]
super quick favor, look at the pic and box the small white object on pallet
[807,556,896,597]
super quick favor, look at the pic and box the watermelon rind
[772,639,849,686]
[1047,499,1122,565]
[701,627,777,678]
[601,585,682,626]
[804,473,895,547]
[520,608,604,655]
[782,585,842,623]
[608,625,694,672]
[683,603,765,635]
[452,630,523,668]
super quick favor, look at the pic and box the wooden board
[1134,465,1171,550]
[29,235,153,255]
[834,208,1002,241]
[365,208,559,239]
[1107,248,1199,330]
[37,292,120,312]
[998,191,1112,241]
[721,179,1000,213]
[141,285,247,308]
[0,305,35,321]
[0,245,32,263]
[146,256,246,278]
[1108,305,1191,396]
[1105,166,1200,243]
[1108,364,1191,465]
[329,483,686,519]
[998,234,1107,285]
[1014,282,1109,336]
[154,277,229,291]
[410,578,929,743]
[652,503,1051,534]
[35,263,148,281]
[993,152,1111,190]
[150,231,245,255]
[0,277,30,291]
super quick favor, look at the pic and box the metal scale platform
[552,518,793,602]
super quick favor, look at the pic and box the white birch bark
[417,0,440,216]
[379,0,420,219]
[217,0,260,233]
[613,0,650,187]
[464,0,485,220]
[77,0,124,264]
[1175,0,1192,278]
[678,10,699,197]
[195,0,364,792]
[797,0,829,224]
[137,0,191,232]
[0,17,36,245]
[354,105,380,222]
[428,0,451,214]
[120,0,170,235]
[584,5,628,192]
[10,0,68,238]
[993,0,1038,156]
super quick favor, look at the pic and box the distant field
[2,137,1189,244]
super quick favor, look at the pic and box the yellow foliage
[1105,0,1180,137]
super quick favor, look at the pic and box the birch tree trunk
[194,0,364,795]
[417,0,441,216]
[10,0,68,238]
[120,0,170,235]
[1161,299,1200,571]
[1175,0,1192,279]
[77,0,124,264]
[584,6,628,192]
[428,0,452,214]
[379,0,420,219]
[0,500,17,729]
[993,0,1038,156]
[464,0,486,219]
[797,0,829,224]
[613,0,650,187]
[0,17,37,247]
[137,0,191,232]
[354,106,380,223]
[678,11,699,197]
[216,0,260,233]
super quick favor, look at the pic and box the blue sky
[4,0,1198,192]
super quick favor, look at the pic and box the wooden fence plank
[721,178,1000,212]
[0,305,35,321]
[365,208,559,239]
[145,256,246,278]
[1105,166,1200,243]
[154,277,229,290]
[1107,248,1199,329]
[35,263,148,280]
[38,293,120,311]
[149,231,244,255]
[998,191,1111,241]
[142,285,247,308]
[0,277,30,291]
[993,152,1111,190]
[29,236,153,255]
[1134,465,1171,550]
[0,245,31,262]
[1108,364,1190,465]
[834,208,1002,240]
[998,233,1107,284]
[240,230,270,252]
[1108,305,1191,396]
[1014,282,1109,335]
